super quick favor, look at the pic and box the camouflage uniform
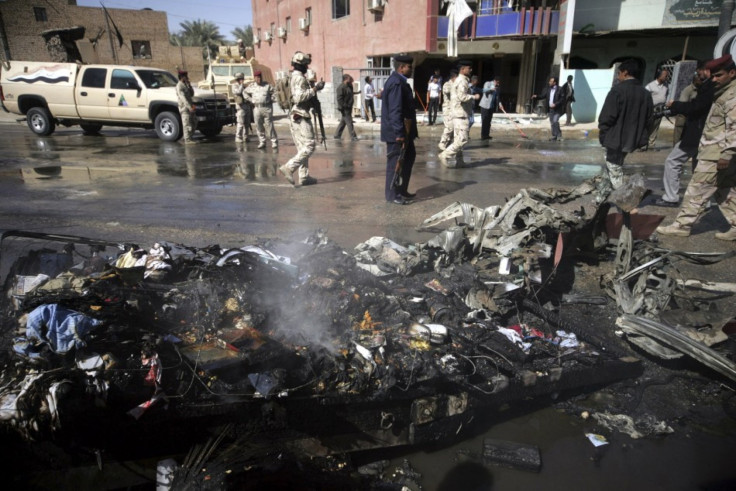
[438,79,454,151]
[672,78,736,230]
[176,80,196,142]
[244,81,278,148]
[280,69,316,184]
[440,73,474,167]
[232,81,249,142]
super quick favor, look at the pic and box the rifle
[391,119,412,191]
[309,89,327,149]
[391,142,407,191]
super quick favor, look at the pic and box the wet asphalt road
[0,117,720,252]
[2,119,736,490]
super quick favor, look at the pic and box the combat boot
[656,222,691,237]
[715,228,736,241]
[278,165,295,185]
[300,176,318,186]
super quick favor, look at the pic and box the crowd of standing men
[178,49,736,241]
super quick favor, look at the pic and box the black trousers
[385,140,416,201]
[364,99,376,121]
[480,108,494,139]
[428,97,440,125]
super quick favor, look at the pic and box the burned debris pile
[1,176,735,485]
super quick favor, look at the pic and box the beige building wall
[0,0,204,81]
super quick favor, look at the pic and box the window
[111,69,138,89]
[332,0,349,19]
[132,41,152,60]
[270,22,275,36]
[135,69,177,88]
[305,8,312,25]
[81,68,107,88]
[286,16,291,32]
[33,7,47,22]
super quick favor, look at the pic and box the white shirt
[364,82,375,100]
[646,80,668,105]
[549,86,557,107]
[428,81,441,99]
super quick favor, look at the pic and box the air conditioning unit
[277,27,287,39]
[264,32,273,42]
[253,35,260,44]
[298,18,309,31]
[368,0,385,12]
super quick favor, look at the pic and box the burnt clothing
[598,78,653,153]
[668,78,715,152]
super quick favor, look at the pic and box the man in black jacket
[334,74,358,141]
[654,61,714,207]
[381,55,418,204]
[597,60,653,197]
[533,77,566,140]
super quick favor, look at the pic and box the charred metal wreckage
[1,175,734,488]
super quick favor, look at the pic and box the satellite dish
[714,27,736,59]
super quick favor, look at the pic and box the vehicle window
[111,69,138,90]
[231,66,253,77]
[81,68,107,89]
[212,66,230,77]
[135,69,177,88]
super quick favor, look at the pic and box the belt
[255,103,271,107]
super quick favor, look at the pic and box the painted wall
[574,0,735,32]
[560,66,617,123]
[571,34,716,82]
[251,0,428,81]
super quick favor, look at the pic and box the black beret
[457,60,472,67]
[394,55,413,64]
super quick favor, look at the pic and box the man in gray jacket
[334,74,358,141]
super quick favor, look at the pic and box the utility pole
[103,8,118,64]
[719,0,735,39]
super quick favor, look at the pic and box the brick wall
[0,0,205,80]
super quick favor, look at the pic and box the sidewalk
[1,106,670,142]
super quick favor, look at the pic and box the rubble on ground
[1,175,734,487]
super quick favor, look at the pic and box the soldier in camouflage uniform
[232,72,249,143]
[438,69,457,151]
[279,51,324,186]
[657,55,736,241]
[244,70,278,149]
[438,61,479,168]
[176,70,197,144]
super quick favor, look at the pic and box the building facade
[0,0,205,81]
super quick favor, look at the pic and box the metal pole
[682,35,689,61]
[103,8,117,64]
[719,0,735,39]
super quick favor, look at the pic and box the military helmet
[292,51,311,66]
[234,72,245,79]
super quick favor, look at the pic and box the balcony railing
[437,8,559,39]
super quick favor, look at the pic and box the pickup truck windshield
[135,69,178,89]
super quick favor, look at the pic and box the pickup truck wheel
[27,107,55,136]
[80,123,103,135]
[155,111,182,141]
[199,125,223,138]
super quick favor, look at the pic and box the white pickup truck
[0,61,234,141]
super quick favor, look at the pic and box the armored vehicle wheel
[155,111,182,141]
[80,123,103,135]
[199,125,223,138]
[26,107,55,136]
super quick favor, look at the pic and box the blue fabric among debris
[19,304,103,354]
